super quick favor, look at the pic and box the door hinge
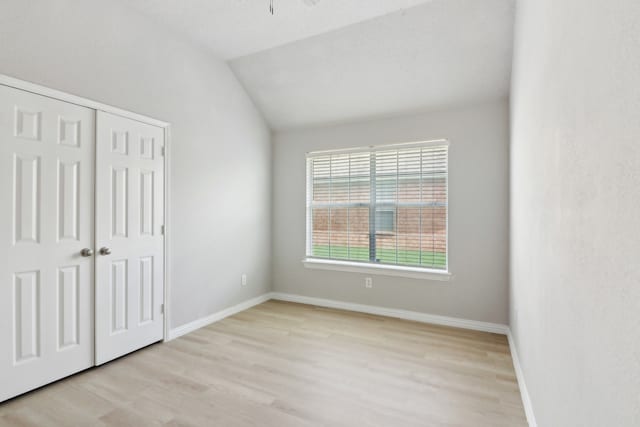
[160,303,164,314]
[161,146,165,156]
[161,225,165,235]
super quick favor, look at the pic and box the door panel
[95,111,164,365]
[58,160,80,241]
[0,85,95,402]
[58,265,80,349]
[14,270,40,363]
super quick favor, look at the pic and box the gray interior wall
[273,100,510,324]
[0,0,272,330]
[510,0,640,425]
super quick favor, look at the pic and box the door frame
[0,74,173,343]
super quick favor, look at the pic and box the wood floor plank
[0,300,527,426]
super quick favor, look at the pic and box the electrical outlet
[365,277,373,289]
[241,274,247,286]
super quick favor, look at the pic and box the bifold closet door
[95,111,165,365]
[0,85,95,402]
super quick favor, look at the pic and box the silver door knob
[99,247,112,256]
[80,248,94,257]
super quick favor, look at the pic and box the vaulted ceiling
[121,0,515,130]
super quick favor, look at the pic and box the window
[305,140,448,272]
[376,209,395,233]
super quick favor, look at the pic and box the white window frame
[303,140,451,281]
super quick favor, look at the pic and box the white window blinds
[306,141,448,271]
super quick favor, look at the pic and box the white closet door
[95,111,164,365]
[0,85,95,402]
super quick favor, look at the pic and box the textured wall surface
[273,100,510,324]
[0,0,272,330]
[510,0,640,425]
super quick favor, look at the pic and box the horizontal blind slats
[307,143,447,270]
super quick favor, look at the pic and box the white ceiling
[122,0,514,130]
[120,0,434,60]
[230,0,515,129]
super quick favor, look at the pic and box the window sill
[302,258,452,281]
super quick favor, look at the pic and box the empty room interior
[0,0,638,426]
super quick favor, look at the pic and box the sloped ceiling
[119,0,435,60]
[121,0,514,130]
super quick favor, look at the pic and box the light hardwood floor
[0,300,527,426]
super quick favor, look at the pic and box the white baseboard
[270,292,509,335]
[168,292,509,340]
[507,330,538,427]
[167,293,273,340]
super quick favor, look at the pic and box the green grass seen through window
[312,245,446,269]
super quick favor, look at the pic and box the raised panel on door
[58,160,80,242]
[110,259,128,333]
[95,111,164,365]
[57,265,80,349]
[14,271,40,363]
[14,155,41,244]
[0,84,94,403]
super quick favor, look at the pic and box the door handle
[80,248,94,257]
[99,247,112,256]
